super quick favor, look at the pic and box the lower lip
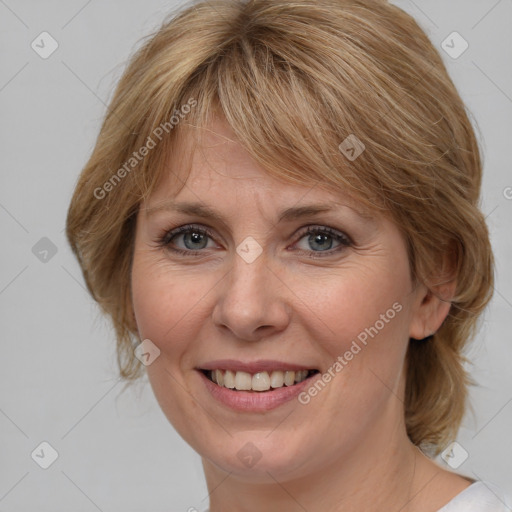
[197,370,319,412]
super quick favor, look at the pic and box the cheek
[131,253,210,343]
[298,261,410,356]
[292,267,411,439]
[130,254,213,431]
[292,253,414,421]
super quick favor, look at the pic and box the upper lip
[197,359,318,374]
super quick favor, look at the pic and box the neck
[202,419,427,512]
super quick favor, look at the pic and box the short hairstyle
[66,0,494,454]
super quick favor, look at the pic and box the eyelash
[157,223,352,258]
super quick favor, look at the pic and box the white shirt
[437,481,511,511]
[201,480,511,512]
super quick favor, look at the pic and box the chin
[200,434,317,482]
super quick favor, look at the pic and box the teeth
[223,370,235,389]
[270,370,284,388]
[284,371,295,386]
[295,370,308,382]
[235,371,252,391]
[252,372,270,391]
[207,369,313,391]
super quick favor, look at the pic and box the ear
[409,259,457,340]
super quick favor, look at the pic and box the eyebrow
[145,200,372,223]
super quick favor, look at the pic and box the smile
[197,365,322,412]
[201,368,319,392]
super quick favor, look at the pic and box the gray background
[0,1,511,511]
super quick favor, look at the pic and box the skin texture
[131,117,472,511]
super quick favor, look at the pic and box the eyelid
[294,224,352,245]
[289,225,352,257]
[160,223,218,246]
[158,222,352,256]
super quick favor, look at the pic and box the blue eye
[158,224,351,257]
[160,225,216,254]
[293,226,351,256]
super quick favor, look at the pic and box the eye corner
[291,225,352,257]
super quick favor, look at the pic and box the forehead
[148,116,375,219]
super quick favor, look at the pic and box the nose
[211,250,292,342]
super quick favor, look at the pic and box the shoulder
[437,480,511,512]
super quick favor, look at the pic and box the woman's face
[131,117,437,482]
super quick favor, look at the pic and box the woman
[66,0,510,510]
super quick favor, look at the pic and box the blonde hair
[66,0,494,454]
